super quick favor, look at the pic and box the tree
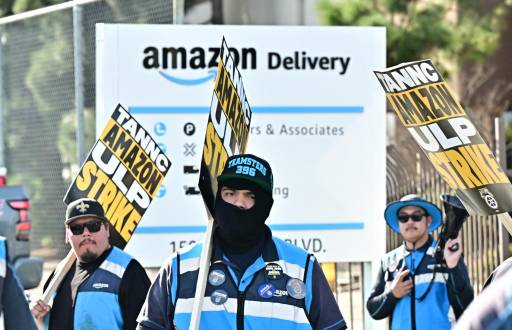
[318,1,512,262]
[318,0,511,141]
[0,0,68,18]
[318,0,510,70]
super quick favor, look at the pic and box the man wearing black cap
[31,198,150,330]
[366,194,473,330]
[137,154,346,329]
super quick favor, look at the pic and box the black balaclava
[214,179,273,252]
[214,153,274,252]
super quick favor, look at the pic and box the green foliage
[318,0,510,70]
[0,0,66,17]
[11,0,64,14]
[0,0,15,17]
[26,17,73,114]
[3,9,72,250]
[58,108,95,166]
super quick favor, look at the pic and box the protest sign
[42,104,171,304]
[374,59,512,215]
[192,37,252,330]
[198,37,252,215]
[64,103,171,247]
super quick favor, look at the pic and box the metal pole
[73,5,85,165]
[494,116,510,261]
[363,262,377,330]
[173,0,185,24]
[348,262,354,328]
[299,0,305,25]
[416,152,421,194]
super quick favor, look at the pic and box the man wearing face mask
[137,153,346,330]
[366,194,473,330]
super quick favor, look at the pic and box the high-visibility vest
[170,236,315,329]
[381,240,455,330]
[0,237,6,314]
[47,247,133,330]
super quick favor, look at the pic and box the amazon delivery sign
[96,24,386,266]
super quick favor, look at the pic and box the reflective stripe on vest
[175,297,310,322]
[73,247,132,330]
[0,237,6,278]
[0,237,6,318]
[172,237,313,330]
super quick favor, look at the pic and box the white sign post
[96,24,387,267]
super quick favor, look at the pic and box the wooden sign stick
[189,215,214,330]
[41,250,76,304]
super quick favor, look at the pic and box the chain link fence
[0,0,174,259]
[2,3,509,327]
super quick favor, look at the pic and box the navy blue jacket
[0,237,37,330]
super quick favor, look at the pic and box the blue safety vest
[73,247,132,329]
[170,237,315,329]
[47,247,132,330]
[0,237,6,304]
[382,240,454,330]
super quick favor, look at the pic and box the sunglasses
[69,220,104,235]
[397,214,426,223]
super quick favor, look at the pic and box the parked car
[0,171,43,290]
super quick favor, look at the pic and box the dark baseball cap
[65,198,107,225]
[217,154,273,194]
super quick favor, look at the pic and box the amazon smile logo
[158,68,217,86]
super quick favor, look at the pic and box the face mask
[214,181,273,252]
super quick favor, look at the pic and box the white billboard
[96,24,386,267]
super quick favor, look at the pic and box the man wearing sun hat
[366,194,473,330]
[137,153,347,330]
[31,197,150,330]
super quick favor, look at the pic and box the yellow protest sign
[198,37,252,214]
[375,60,512,214]
[64,104,171,247]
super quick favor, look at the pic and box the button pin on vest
[210,289,228,305]
[286,278,306,299]
[208,270,226,286]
